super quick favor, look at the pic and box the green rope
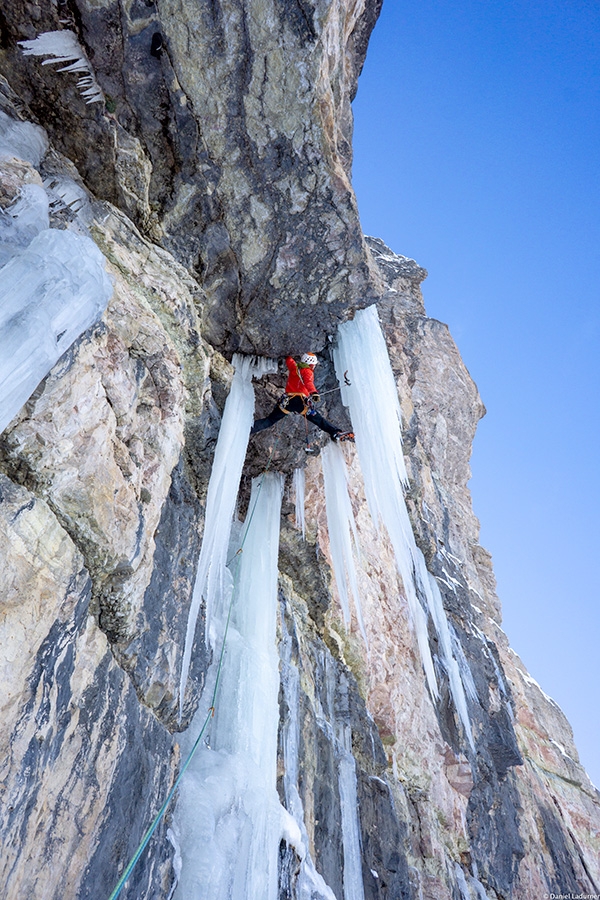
[107,429,282,900]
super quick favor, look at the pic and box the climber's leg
[305,407,342,439]
[250,404,287,434]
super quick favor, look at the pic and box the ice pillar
[173,472,293,900]
[334,305,475,745]
[333,305,437,697]
[178,354,276,716]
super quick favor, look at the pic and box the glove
[311,392,320,403]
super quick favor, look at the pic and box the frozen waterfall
[334,304,475,746]
[333,305,437,698]
[178,354,277,717]
[338,750,366,900]
[173,472,298,900]
[0,230,112,435]
[0,109,48,166]
[414,551,475,748]
[0,116,112,436]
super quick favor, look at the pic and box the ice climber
[250,353,354,443]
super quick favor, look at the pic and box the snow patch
[519,669,560,708]
[439,546,463,567]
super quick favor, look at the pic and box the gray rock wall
[0,0,384,356]
[0,476,177,900]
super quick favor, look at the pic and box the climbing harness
[278,392,307,414]
[107,431,282,900]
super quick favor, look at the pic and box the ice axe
[314,370,352,400]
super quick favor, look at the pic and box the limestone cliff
[1,2,599,899]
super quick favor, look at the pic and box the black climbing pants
[251,395,339,438]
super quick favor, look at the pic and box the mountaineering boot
[333,431,355,443]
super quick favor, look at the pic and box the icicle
[279,615,339,900]
[414,553,475,749]
[0,229,112,435]
[334,305,437,698]
[178,355,276,718]
[321,442,368,646]
[451,630,478,703]
[19,31,104,104]
[293,467,306,539]
[334,305,477,749]
[317,653,365,900]
[174,473,288,900]
[334,304,408,526]
[43,173,92,227]
[454,864,471,900]
[338,748,366,900]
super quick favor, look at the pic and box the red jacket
[285,356,316,396]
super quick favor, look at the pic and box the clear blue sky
[351,0,600,787]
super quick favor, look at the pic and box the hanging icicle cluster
[19,31,104,104]
[333,304,475,746]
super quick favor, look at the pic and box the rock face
[0,0,383,356]
[0,475,177,900]
[1,4,600,900]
